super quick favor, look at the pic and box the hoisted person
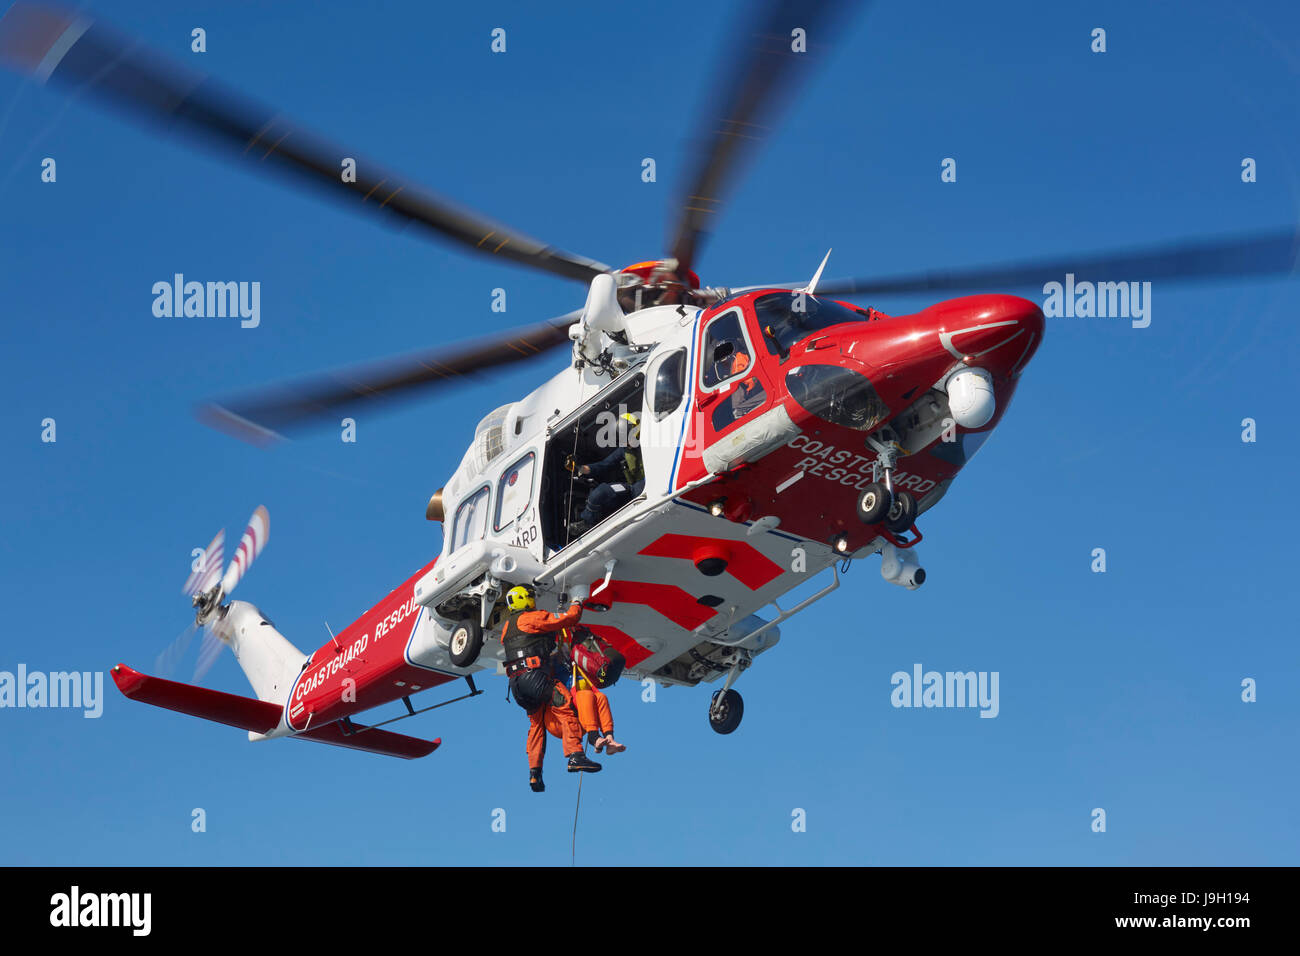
[500,585,601,792]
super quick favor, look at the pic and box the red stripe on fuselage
[586,579,717,632]
[583,624,654,668]
[638,533,784,590]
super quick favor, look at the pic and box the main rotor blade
[808,229,1300,299]
[0,3,610,284]
[668,0,860,279]
[199,311,581,445]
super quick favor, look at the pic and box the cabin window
[701,310,752,389]
[450,486,490,552]
[472,404,511,471]
[494,452,536,531]
[650,348,687,420]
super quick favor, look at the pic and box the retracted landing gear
[708,651,750,734]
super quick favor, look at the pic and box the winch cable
[571,772,584,867]
[560,417,583,563]
[560,377,588,866]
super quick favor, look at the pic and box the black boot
[529,767,545,792]
[567,752,602,773]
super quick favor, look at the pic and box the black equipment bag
[509,667,553,714]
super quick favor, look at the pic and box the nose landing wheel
[884,490,916,534]
[856,483,917,535]
[856,483,891,524]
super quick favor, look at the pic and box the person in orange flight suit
[570,674,626,754]
[559,626,627,754]
[728,350,764,417]
[709,345,764,430]
[500,585,601,793]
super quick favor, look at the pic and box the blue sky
[1,0,1298,865]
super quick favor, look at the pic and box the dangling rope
[561,366,595,868]
[571,772,583,866]
[560,413,583,559]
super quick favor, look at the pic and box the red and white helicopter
[5,0,1294,756]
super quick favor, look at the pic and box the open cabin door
[539,370,646,556]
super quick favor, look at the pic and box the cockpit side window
[650,348,687,420]
[701,310,752,389]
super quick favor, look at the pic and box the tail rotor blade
[154,621,198,679]
[192,625,226,684]
[182,529,225,597]
[220,506,269,597]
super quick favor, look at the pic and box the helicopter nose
[928,294,1045,376]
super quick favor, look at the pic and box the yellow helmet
[620,411,641,446]
[506,586,535,612]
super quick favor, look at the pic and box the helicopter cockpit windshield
[753,292,869,356]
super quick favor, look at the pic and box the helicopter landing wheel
[708,689,744,735]
[448,619,483,668]
[884,490,916,534]
[856,483,891,525]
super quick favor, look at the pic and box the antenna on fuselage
[800,248,833,295]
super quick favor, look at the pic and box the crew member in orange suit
[501,585,601,792]
[728,351,764,418]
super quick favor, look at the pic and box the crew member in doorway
[501,585,601,792]
[570,412,644,537]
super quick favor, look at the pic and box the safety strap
[505,656,543,677]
